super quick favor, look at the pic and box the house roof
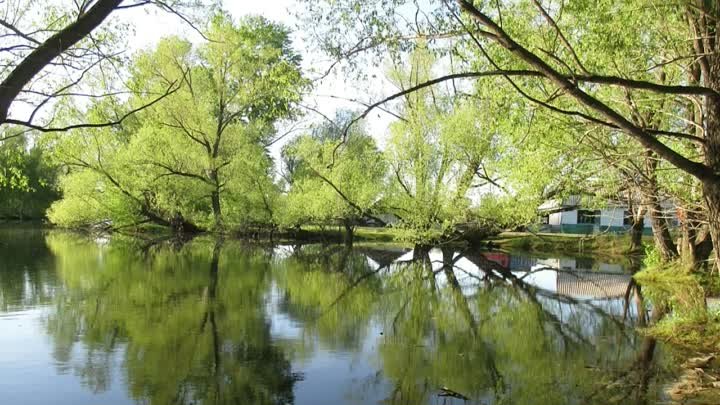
[538,195,582,212]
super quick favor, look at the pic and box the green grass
[294,225,403,244]
[645,311,720,352]
[635,263,720,352]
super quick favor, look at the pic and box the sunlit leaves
[48,12,307,230]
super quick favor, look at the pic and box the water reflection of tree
[39,234,672,405]
[0,228,56,311]
[44,234,298,405]
[275,244,671,405]
[273,243,383,352]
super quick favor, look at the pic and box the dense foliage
[0,136,58,219]
[46,13,306,232]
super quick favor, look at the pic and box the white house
[538,196,677,234]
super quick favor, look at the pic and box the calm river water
[0,228,676,405]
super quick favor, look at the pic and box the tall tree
[48,13,307,232]
[282,111,387,245]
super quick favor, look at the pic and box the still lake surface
[0,228,676,405]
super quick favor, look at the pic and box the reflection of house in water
[522,268,631,300]
[388,248,632,303]
[508,254,538,270]
[556,272,631,299]
[506,255,631,301]
[355,247,410,269]
[535,256,624,273]
[473,252,631,300]
[479,252,510,268]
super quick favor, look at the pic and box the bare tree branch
[0,0,124,123]
[4,77,182,132]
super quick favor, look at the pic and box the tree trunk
[693,231,714,270]
[211,189,222,230]
[642,150,678,261]
[646,200,677,261]
[138,204,202,234]
[343,221,354,247]
[702,54,720,273]
[702,182,720,272]
[628,206,646,254]
[168,212,203,234]
[208,166,223,230]
[676,207,713,269]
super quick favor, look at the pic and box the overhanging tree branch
[456,0,718,184]
[0,0,124,123]
[348,70,706,145]
[4,77,182,132]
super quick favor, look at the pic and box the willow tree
[380,46,549,244]
[49,13,306,232]
[128,14,305,230]
[281,112,386,245]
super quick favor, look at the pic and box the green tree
[48,13,307,232]
[281,112,386,245]
[380,46,528,244]
[298,0,720,271]
[0,136,59,219]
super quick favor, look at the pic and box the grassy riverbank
[635,264,720,351]
[491,231,649,256]
[88,223,646,255]
[633,264,720,402]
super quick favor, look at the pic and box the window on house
[623,210,633,226]
[577,209,600,224]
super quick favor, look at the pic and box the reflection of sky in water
[266,280,393,405]
[0,308,132,405]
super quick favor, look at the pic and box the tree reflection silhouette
[45,234,299,405]
[36,234,672,405]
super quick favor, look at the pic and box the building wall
[600,207,626,227]
[561,210,577,225]
[642,208,678,228]
[548,212,562,226]
[541,204,679,234]
[546,210,579,226]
